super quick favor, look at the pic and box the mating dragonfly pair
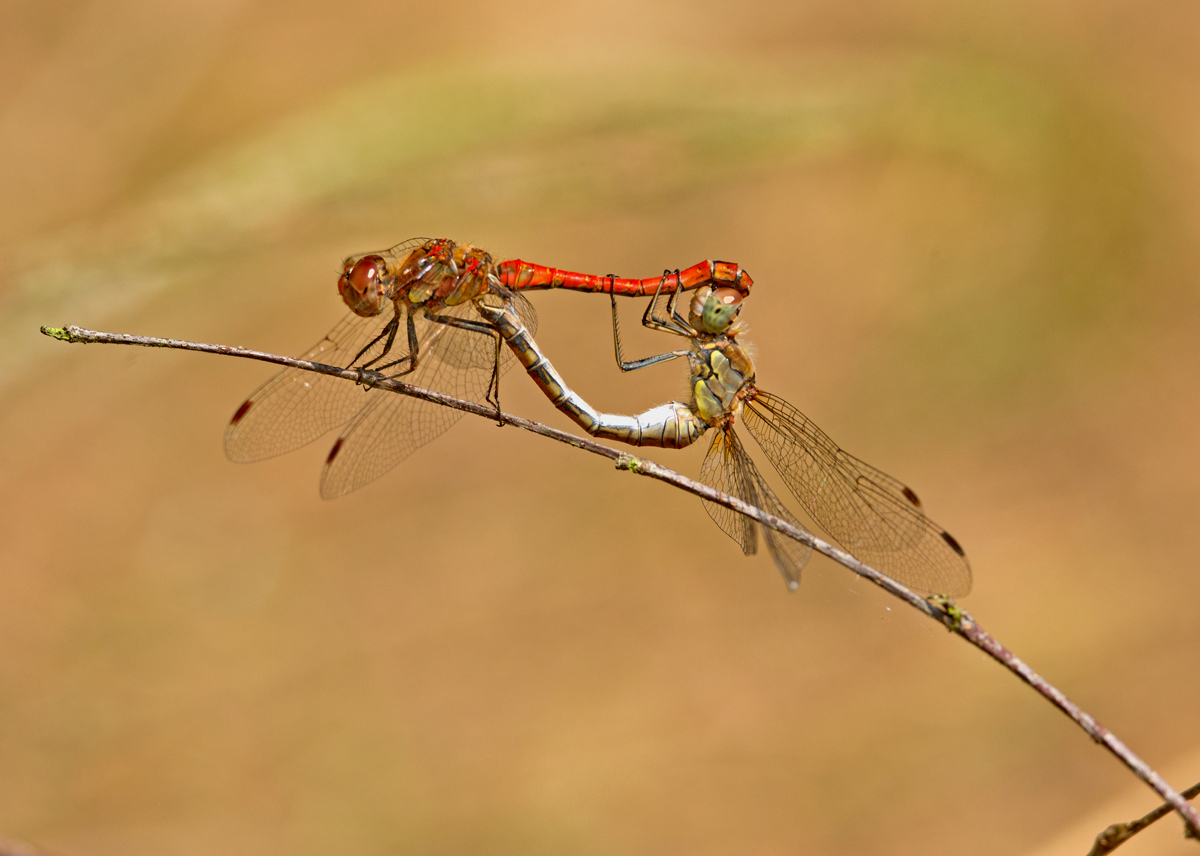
[226,238,971,596]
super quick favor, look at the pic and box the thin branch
[1089,780,1200,855]
[40,324,1200,842]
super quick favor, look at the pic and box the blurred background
[2,1,1199,854]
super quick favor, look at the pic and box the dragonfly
[225,237,750,498]
[475,274,972,596]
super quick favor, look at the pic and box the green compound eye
[700,286,743,333]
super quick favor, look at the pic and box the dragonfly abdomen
[477,299,707,449]
[497,258,753,297]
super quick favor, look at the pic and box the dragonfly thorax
[400,242,497,309]
[691,339,755,425]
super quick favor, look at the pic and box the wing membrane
[700,429,757,557]
[226,275,539,497]
[225,238,447,463]
[319,294,538,498]
[700,427,813,589]
[224,311,397,463]
[742,391,971,596]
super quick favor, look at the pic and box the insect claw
[355,367,379,390]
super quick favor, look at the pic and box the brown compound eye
[711,287,743,309]
[347,255,384,294]
[338,254,388,317]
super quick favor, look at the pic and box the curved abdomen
[476,300,707,449]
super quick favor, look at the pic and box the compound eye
[339,254,389,317]
[712,287,743,309]
[700,286,745,333]
[347,255,385,294]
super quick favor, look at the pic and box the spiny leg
[423,310,507,426]
[366,308,421,377]
[489,325,504,423]
[642,270,694,336]
[352,311,400,369]
[352,309,403,391]
[638,271,668,333]
[610,285,689,372]
[653,270,690,331]
[642,270,678,333]
[667,270,693,330]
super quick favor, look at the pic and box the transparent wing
[488,286,539,339]
[700,428,757,557]
[700,427,814,590]
[319,293,538,499]
[742,391,972,596]
[224,310,399,463]
[224,238,448,464]
[376,236,434,263]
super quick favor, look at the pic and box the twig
[1089,780,1200,855]
[40,324,1200,842]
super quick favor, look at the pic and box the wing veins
[743,391,971,595]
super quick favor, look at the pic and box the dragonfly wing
[224,238,505,467]
[511,291,538,337]
[319,385,462,500]
[384,237,433,255]
[483,289,538,337]
[224,310,397,463]
[700,429,757,557]
[319,296,534,499]
[700,428,814,589]
[742,391,972,596]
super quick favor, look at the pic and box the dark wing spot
[902,486,921,507]
[326,437,345,465]
[941,530,965,557]
[230,399,253,426]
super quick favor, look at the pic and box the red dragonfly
[225,238,748,498]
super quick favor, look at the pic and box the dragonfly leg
[489,324,504,421]
[424,310,507,426]
[352,312,407,391]
[641,270,694,337]
[610,287,689,372]
[367,308,421,376]
[667,271,693,330]
[642,270,680,333]
[352,311,401,370]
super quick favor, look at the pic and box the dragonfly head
[338,254,389,317]
[690,286,744,334]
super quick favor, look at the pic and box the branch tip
[40,325,75,342]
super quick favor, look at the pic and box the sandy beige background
[2,1,1198,854]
